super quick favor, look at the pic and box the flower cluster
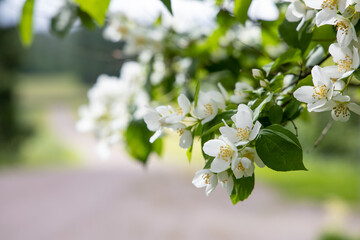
[192,104,264,196]
[76,62,149,158]
[291,0,360,121]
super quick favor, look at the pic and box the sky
[0,0,279,33]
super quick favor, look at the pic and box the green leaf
[312,25,336,44]
[51,4,79,38]
[74,0,111,26]
[253,93,273,121]
[160,0,173,15]
[269,105,283,124]
[19,0,35,47]
[271,48,301,72]
[353,68,360,80]
[296,75,313,88]
[194,78,201,107]
[255,124,306,171]
[186,144,193,163]
[279,19,312,53]
[125,120,161,164]
[78,8,96,29]
[234,0,252,24]
[230,175,255,204]
[283,99,302,121]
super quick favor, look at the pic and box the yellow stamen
[312,84,328,100]
[332,104,350,118]
[204,103,214,115]
[202,173,211,184]
[236,126,251,140]
[217,145,232,162]
[321,0,337,10]
[337,54,352,72]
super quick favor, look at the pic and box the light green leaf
[234,0,252,24]
[255,124,306,171]
[230,175,255,204]
[253,93,273,121]
[19,0,35,47]
[74,0,111,26]
[194,78,201,107]
[160,0,173,15]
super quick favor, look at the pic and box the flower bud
[252,69,264,80]
[260,79,270,88]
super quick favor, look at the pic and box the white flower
[241,147,265,168]
[323,43,359,79]
[304,0,347,21]
[144,94,191,143]
[103,14,134,42]
[294,65,334,112]
[231,156,254,179]
[317,14,357,48]
[144,105,182,143]
[193,91,225,124]
[192,169,218,196]
[218,171,234,196]
[219,104,262,146]
[230,82,253,104]
[203,136,238,173]
[315,97,360,121]
[286,0,316,31]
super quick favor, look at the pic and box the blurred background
[0,0,359,239]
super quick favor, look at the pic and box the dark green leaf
[353,68,360,80]
[234,0,252,24]
[19,0,35,47]
[78,8,96,29]
[283,99,302,121]
[74,0,111,26]
[125,120,161,164]
[230,175,255,204]
[160,0,173,15]
[271,48,301,72]
[269,105,283,124]
[253,93,273,121]
[296,75,313,88]
[255,124,306,171]
[51,4,78,38]
[279,19,312,53]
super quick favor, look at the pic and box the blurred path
[0,104,359,240]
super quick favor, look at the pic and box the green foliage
[160,0,173,15]
[51,4,79,38]
[234,0,252,24]
[19,0,35,47]
[269,105,283,124]
[279,19,312,53]
[74,0,111,26]
[256,124,306,171]
[125,120,162,164]
[230,174,255,204]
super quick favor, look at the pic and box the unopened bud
[252,69,264,80]
[260,79,270,88]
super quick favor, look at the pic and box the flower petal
[178,94,191,115]
[210,157,231,173]
[179,130,193,149]
[150,129,162,143]
[349,102,360,115]
[203,139,225,157]
[249,121,261,141]
[293,86,316,103]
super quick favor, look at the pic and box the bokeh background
[0,0,359,239]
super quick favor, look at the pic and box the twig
[290,120,298,137]
[313,119,334,149]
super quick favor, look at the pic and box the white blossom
[294,65,334,112]
[193,91,225,124]
[203,136,238,173]
[192,169,218,196]
[285,0,316,31]
[231,156,254,179]
[230,82,253,104]
[219,104,261,146]
[218,171,234,196]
